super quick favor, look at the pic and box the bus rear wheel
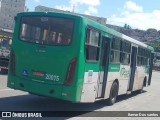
[137,78,146,94]
[108,82,118,105]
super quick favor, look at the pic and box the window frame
[110,37,122,64]
[18,15,75,46]
[84,26,101,63]
[120,40,131,65]
[137,47,150,66]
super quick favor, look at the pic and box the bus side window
[85,28,100,62]
[120,41,131,65]
[137,47,149,66]
[110,37,121,63]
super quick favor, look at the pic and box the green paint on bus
[7,11,154,103]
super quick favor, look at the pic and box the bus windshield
[20,16,74,45]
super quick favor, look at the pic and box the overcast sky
[26,0,160,30]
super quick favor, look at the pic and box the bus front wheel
[108,82,118,105]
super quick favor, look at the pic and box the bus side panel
[104,64,130,99]
[132,66,147,91]
[61,18,85,102]
[79,21,101,102]
[119,65,130,94]
[104,64,121,99]
[61,85,83,102]
[80,64,99,102]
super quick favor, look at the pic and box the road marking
[0,89,14,92]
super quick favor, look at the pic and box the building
[35,5,107,25]
[0,0,27,30]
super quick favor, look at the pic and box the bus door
[97,36,111,98]
[128,46,138,91]
[148,53,154,85]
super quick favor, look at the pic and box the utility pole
[72,4,75,13]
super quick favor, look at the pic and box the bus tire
[137,85,143,94]
[138,77,146,94]
[108,82,118,105]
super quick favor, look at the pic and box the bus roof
[17,11,154,51]
[80,15,154,51]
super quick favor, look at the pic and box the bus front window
[20,16,74,45]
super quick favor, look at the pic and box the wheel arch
[107,79,119,105]
[109,79,120,97]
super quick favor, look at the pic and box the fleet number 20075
[45,74,59,81]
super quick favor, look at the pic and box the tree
[124,24,132,30]
[124,24,127,29]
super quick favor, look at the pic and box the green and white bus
[7,12,154,105]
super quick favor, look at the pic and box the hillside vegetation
[107,24,160,52]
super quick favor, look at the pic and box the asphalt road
[0,71,160,120]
